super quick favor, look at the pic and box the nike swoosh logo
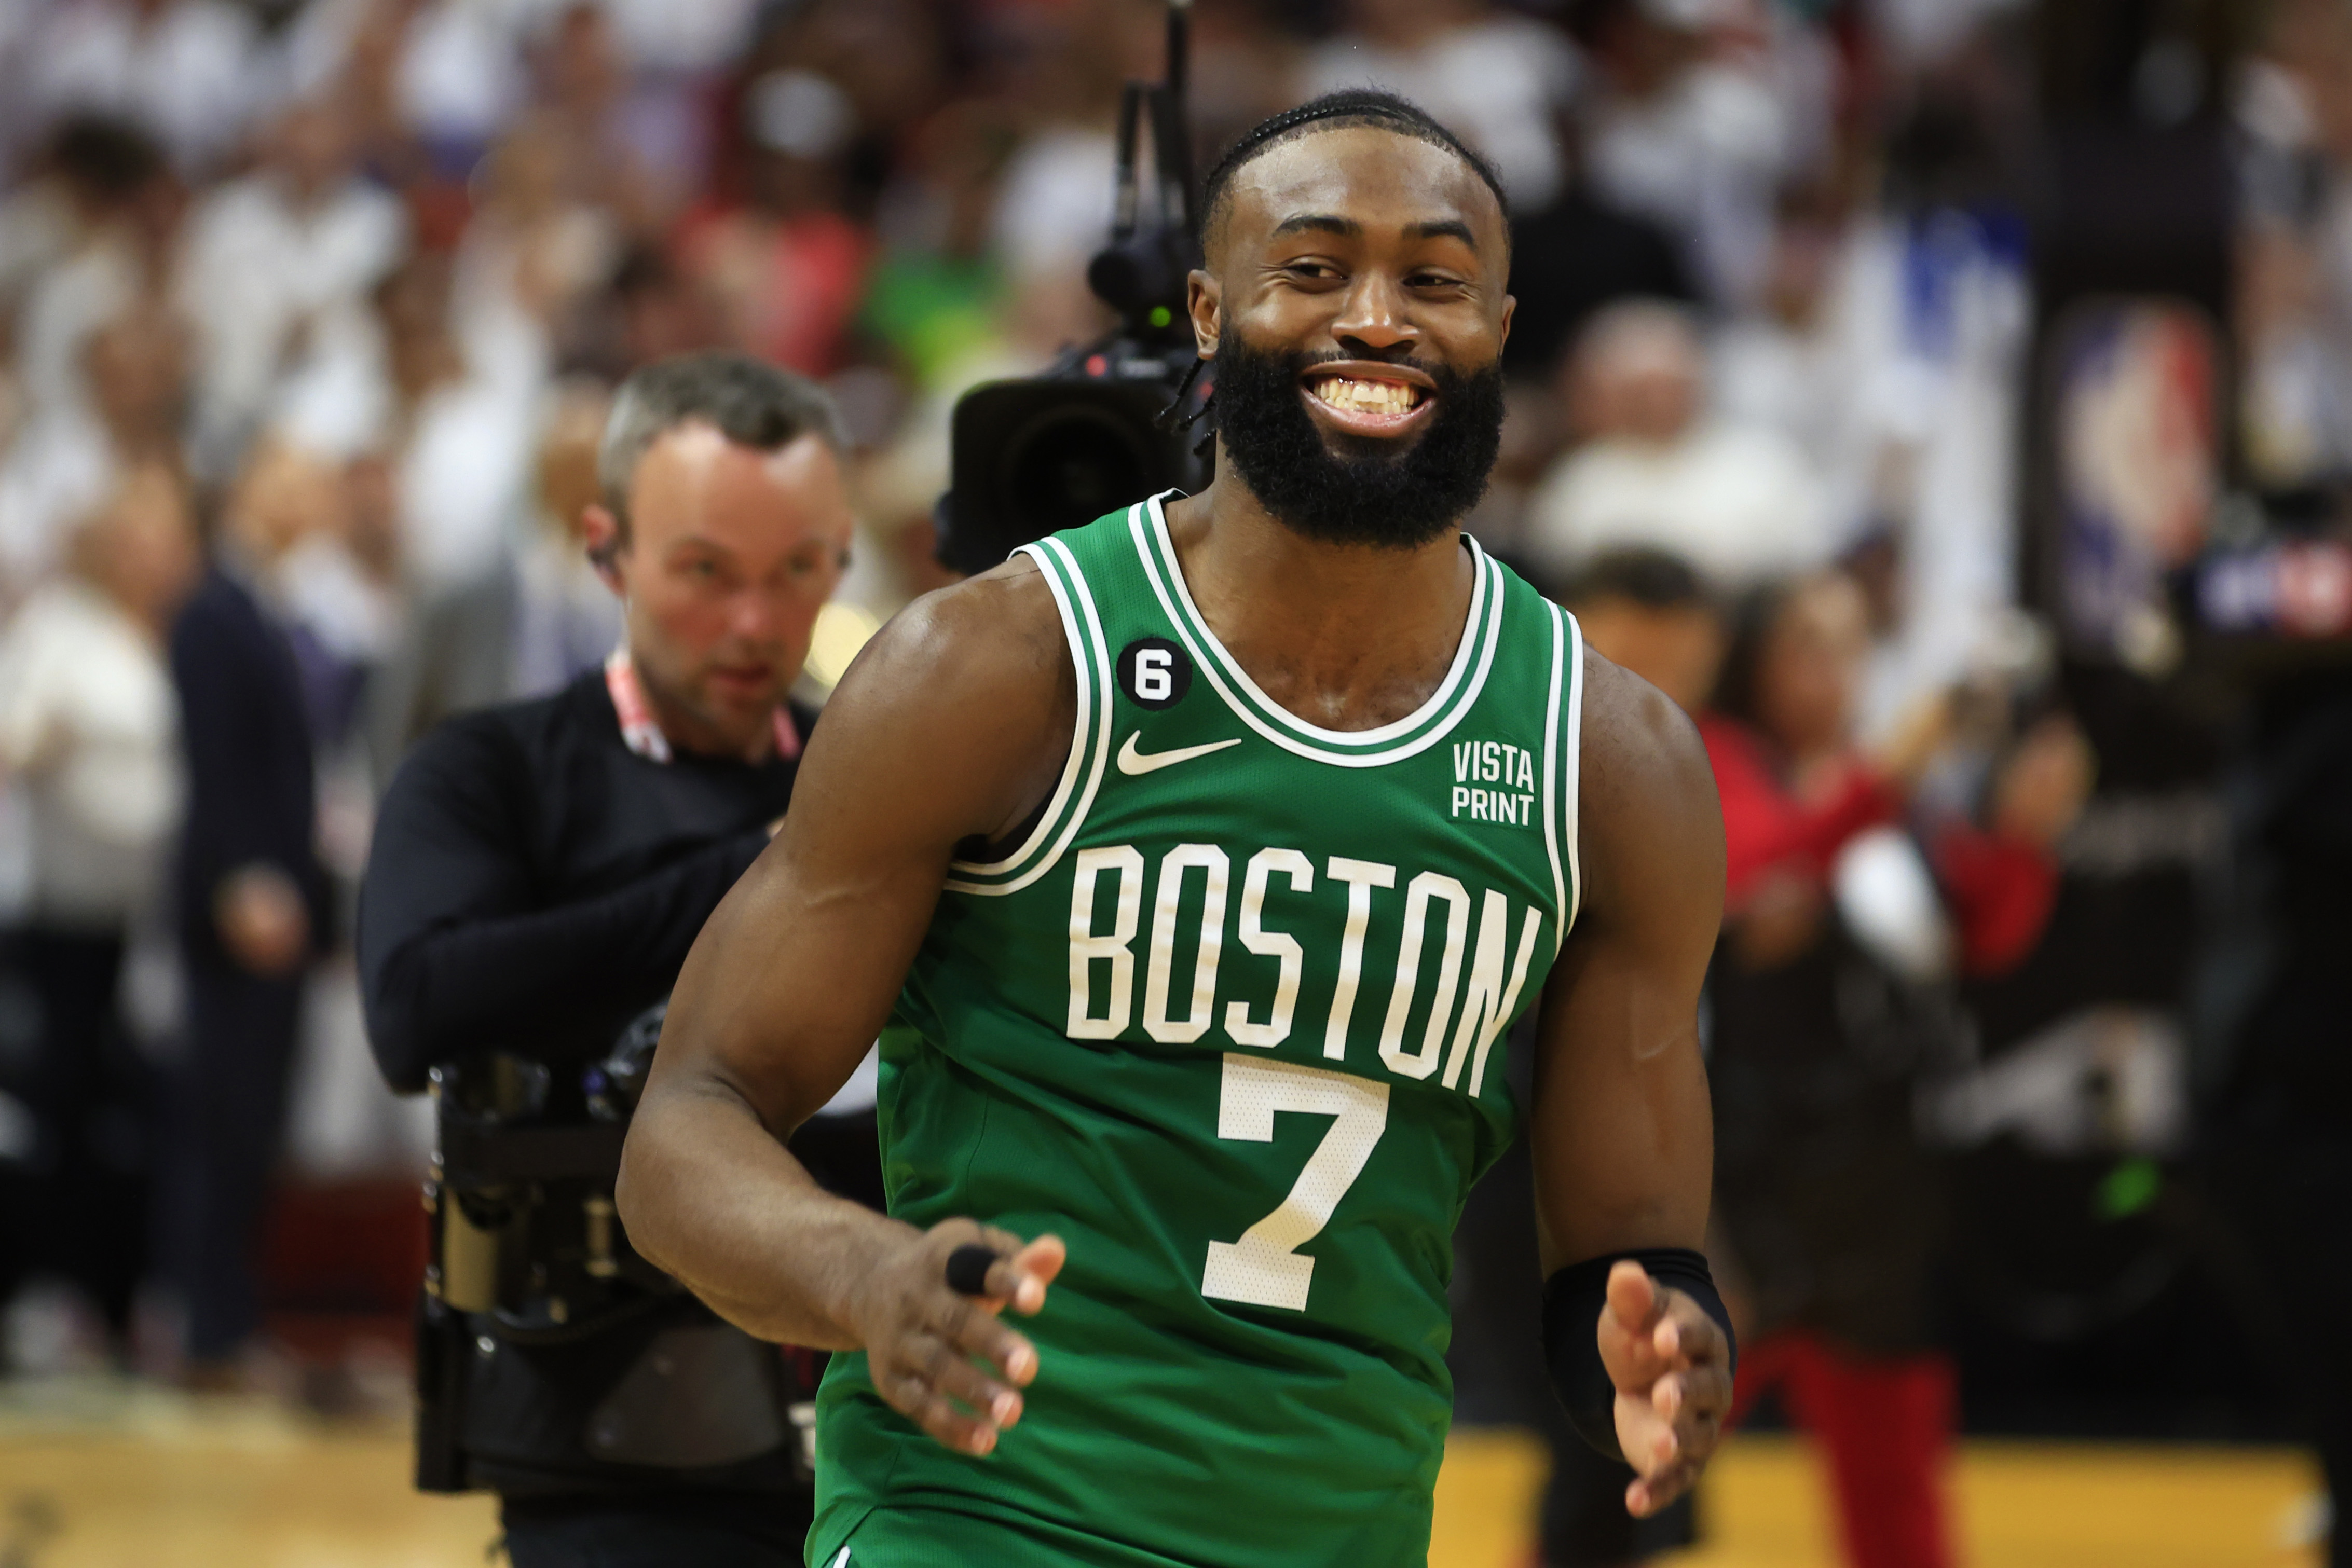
[1116,733,1243,776]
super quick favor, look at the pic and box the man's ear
[1187,268,1221,358]
[581,504,626,596]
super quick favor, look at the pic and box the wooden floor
[0,1382,2326,1567]
[1432,1428,2327,1568]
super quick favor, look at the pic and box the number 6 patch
[1117,636,1193,711]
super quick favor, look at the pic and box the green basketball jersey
[809,494,1587,1568]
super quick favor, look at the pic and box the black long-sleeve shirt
[359,668,809,1092]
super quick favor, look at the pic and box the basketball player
[618,92,1733,1567]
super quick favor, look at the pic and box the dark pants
[3,926,153,1338]
[168,958,304,1361]
[500,1494,805,1568]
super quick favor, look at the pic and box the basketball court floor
[0,1379,2324,1568]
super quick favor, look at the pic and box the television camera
[933,0,1211,574]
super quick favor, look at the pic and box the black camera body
[414,1009,816,1497]
[936,15,1209,573]
[936,341,1209,575]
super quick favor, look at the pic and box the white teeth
[1309,378,1419,414]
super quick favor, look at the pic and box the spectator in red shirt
[1700,568,2090,1568]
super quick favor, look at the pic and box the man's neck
[1163,470,1477,734]
[628,652,777,765]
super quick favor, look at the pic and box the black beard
[1209,335,1505,551]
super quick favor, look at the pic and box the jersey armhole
[942,537,1114,896]
[1561,609,1587,938]
[952,772,1061,865]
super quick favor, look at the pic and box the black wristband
[1540,1247,1736,1463]
[944,1244,999,1297]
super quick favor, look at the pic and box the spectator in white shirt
[6,114,177,434]
[283,0,526,171]
[0,464,197,1355]
[0,464,193,930]
[1523,298,1832,594]
[175,98,409,477]
[1577,0,1828,308]
[275,250,539,595]
[0,298,190,602]
[1301,0,1583,211]
[29,0,267,176]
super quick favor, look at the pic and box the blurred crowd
[4,0,2352,1559]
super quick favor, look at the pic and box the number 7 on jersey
[1202,1053,1390,1312]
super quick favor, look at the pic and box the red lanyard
[604,648,800,764]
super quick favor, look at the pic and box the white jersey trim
[1541,601,1568,955]
[1562,609,1587,938]
[1140,491,1490,749]
[1129,499,1504,769]
[943,537,1115,895]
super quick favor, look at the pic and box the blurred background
[2,0,2350,1564]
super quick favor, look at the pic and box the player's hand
[1598,1260,1732,1517]
[849,1218,1065,1458]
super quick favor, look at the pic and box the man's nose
[728,585,787,643]
[1331,274,1418,355]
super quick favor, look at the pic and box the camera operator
[357,352,866,1567]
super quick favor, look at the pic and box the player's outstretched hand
[1598,1259,1732,1517]
[850,1218,1066,1457]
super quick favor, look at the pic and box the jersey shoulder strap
[939,512,1127,897]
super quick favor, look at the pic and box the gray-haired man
[358,352,863,1566]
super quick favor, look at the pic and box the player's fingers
[1626,1456,1704,1518]
[939,1288,1043,1386]
[1015,1233,1067,1287]
[977,1232,1065,1315]
[1651,1290,1729,1370]
[1604,1261,1662,1337]
[960,1227,1059,1306]
[878,1335,1010,1455]
[919,1337,1025,1430]
[1651,1360,1733,1423]
[1599,1311,1673,1389]
[906,1379,1002,1456]
[1613,1388,1677,1479]
[1651,1376,1725,1467]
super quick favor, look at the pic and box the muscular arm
[1531,652,1721,1266]
[616,558,1074,1454]
[1530,650,1727,1512]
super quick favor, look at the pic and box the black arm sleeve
[1540,1247,1736,1461]
[357,721,769,1092]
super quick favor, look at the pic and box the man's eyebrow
[1267,213,1482,251]
[1270,213,1360,240]
[1409,218,1479,250]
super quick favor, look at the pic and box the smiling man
[619,93,1733,1568]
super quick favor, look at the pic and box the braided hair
[1163,92,1510,456]
[1198,90,1510,256]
